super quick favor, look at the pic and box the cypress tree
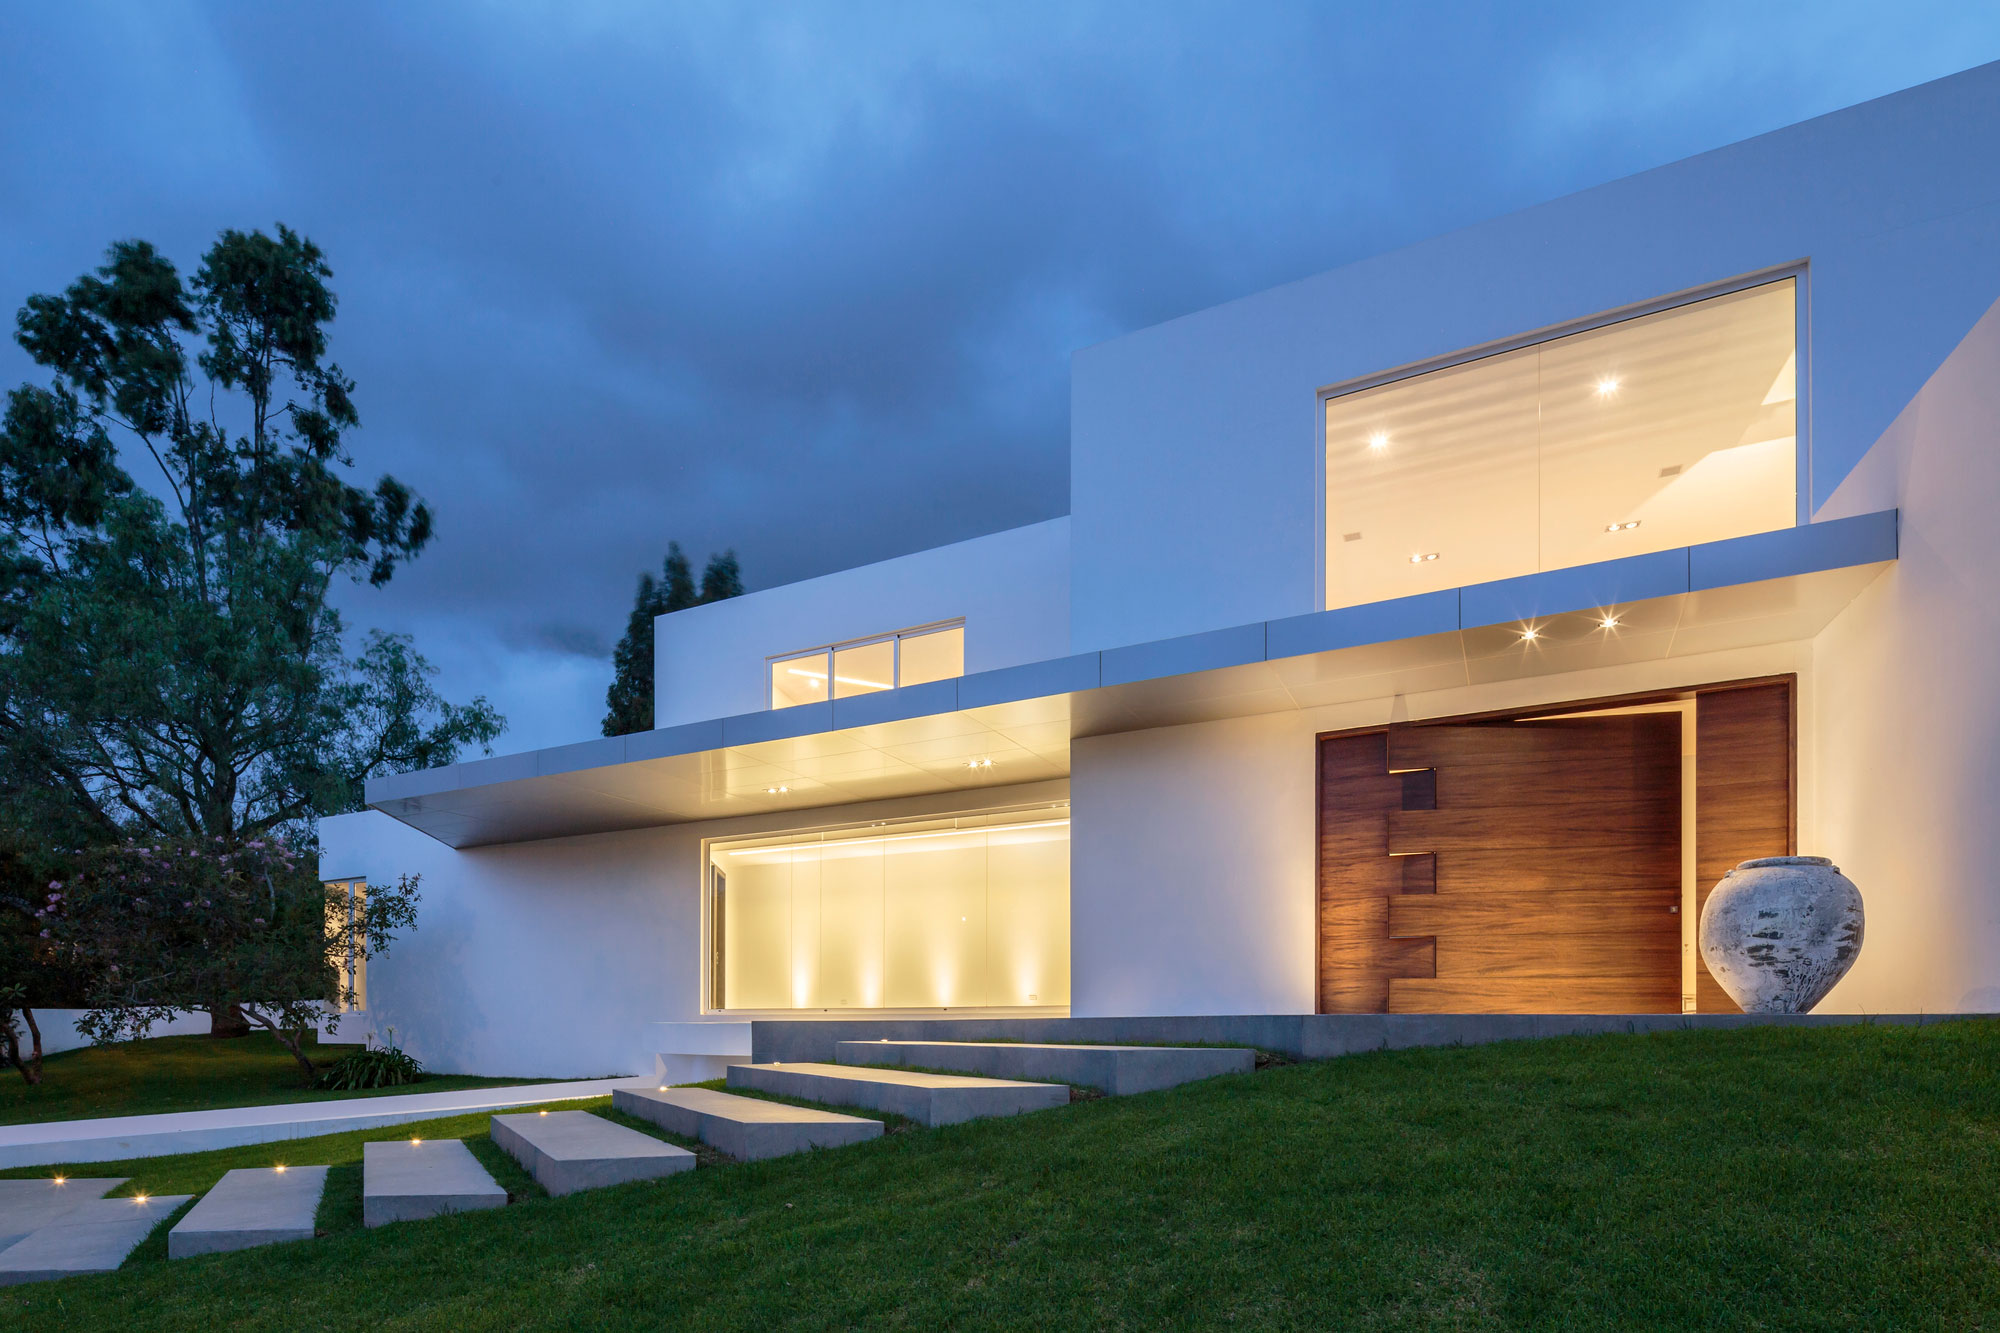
[699,550,743,603]
[601,542,744,736]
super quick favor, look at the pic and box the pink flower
[47,880,61,890]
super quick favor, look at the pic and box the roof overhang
[367,510,1896,848]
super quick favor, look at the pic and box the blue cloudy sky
[3,3,1997,752]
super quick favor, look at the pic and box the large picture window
[707,806,1069,1011]
[1323,277,1798,610]
[769,621,964,710]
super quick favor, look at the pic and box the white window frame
[767,618,965,708]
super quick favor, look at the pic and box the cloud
[2,1,1996,751]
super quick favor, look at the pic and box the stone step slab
[0,1177,128,1250]
[835,1039,1256,1094]
[362,1138,507,1227]
[169,1165,329,1259]
[490,1110,694,1196]
[614,1086,883,1161]
[728,1061,1067,1128]
[0,1193,192,1286]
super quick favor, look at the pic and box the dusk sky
[4,3,1997,754]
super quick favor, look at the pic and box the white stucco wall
[1068,638,1829,1018]
[322,779,1069,1078]
[1069,62,2000,653]
[654,517,1070,728]
[1809,296,2000,1014]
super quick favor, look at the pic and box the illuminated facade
[324,63,2000,1077]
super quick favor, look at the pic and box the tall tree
[0,226,503,1035]
[601,542,743,736]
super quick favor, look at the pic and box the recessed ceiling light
[1408,552,1439,564]
[965,758,995,770]
[1368,431,1390,450]
[1595,376,1621,397]
[1599,617,1620,630]
[1520,627,1540,642]
[1605,520,1641,533]
[765,785,790,794]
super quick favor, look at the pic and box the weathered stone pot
[1698,856,1865,1014]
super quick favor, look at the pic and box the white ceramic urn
[1698,856,1865,1014]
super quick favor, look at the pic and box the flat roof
[367,510,1896,848]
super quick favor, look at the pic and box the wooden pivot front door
[1319,714,1683,1014]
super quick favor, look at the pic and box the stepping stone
[362,1139,506,1227]
[0,1193,192,1286]
[728,1061,1067,1128]
[835,1039,1256,1094]
[614,1086,882,1161]
[0,1178,127,1250]
[169,1166,329,1259]
[490,1110,693,1196]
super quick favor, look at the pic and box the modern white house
[324,61,2000,1079]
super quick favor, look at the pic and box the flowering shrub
[42,837,420,1082]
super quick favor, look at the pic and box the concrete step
[0,1193,192,1286]
[362,1138,507,1227]
[168,1166,329,1259]
[835,1039,1255,1094]
[0,1177,128,1250]
[490,1110,694,1196]
[614,1086,883,1161]
[728,1061,1067,1128]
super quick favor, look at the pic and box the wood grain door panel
[1693,682,1795,1013]
[1388,975,1684,1014]
[1320,713,1681,1014]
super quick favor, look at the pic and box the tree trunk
[208,1002,251,1039]
[244,1008,319,1085]
[21,1007,41,1084]
[1,1008,40,1086]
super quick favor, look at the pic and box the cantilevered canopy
[368,511,1895,848]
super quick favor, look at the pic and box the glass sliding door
[707,806,1070,1011]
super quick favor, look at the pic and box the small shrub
[315,1045,427,1091]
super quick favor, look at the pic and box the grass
[2,1020,1998,1329]
[0,1032,563,1125]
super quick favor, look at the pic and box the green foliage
[313,1043,427,1091]
[0,1031,553,1125]
[7,1023,2000,1330]
[0,225,504,853]
[601,541,744,736]
[40,837,421,1080]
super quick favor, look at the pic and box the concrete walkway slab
[0,1178,127,1250]
[0,1075,657,1169]
[614,1086,882,1161]
[836,1039,1254,1094]
[168,1166,329,1259]
[729,1062,1066,1127]
[490,1110,693,1196]
[0,1194,192,1285]
[362,1139,506,1228]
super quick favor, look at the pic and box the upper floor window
[769,621,965,709]
[1323,277,1798,610]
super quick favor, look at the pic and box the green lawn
[0,1032,561,1125]
[3,1020,1998,1330]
